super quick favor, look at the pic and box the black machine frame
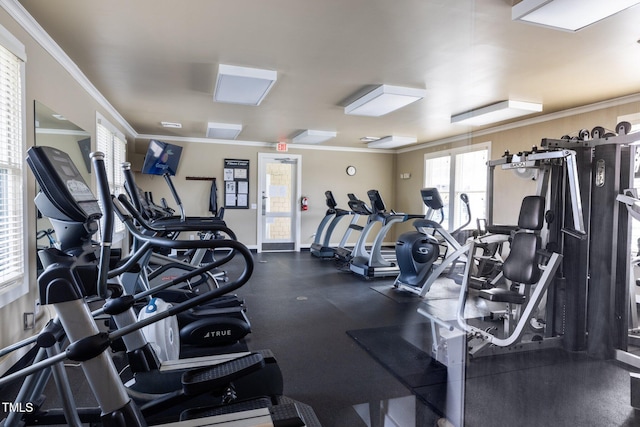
[483,126,640,361]
[540,130,640,360]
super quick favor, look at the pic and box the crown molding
[36,128,90,137]
[136,134,392,154]
[0,0,137,137]
[137,134,274,148]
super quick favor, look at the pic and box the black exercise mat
[346,324,448,414]
[348,323,640,427]
[371,277,462,303]
[347,323,598,417]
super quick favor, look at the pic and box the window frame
[423,142,491,231]
[0,25,28,308]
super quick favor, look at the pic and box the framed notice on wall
[223,159,249,209]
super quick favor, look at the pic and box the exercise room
[1,1,640,426]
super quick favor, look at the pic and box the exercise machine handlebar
[91,151,113,299]
[116,191,236,237]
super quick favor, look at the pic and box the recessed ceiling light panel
[161,121,182,128]
[367,135,417,149]
[345,85,426,117]
[206,122,243,139]
[512,0,640,32]
[451,100,542,126]
[214,64,277,106]
[292,130,337,144]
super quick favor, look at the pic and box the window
[96,113,126,235]
[0,26,27,307]
[424,143,490,231]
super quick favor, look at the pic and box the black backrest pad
[502,232,542,284]
[518,196,545,230]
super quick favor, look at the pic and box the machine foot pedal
[180,399,305,427]
[277,396,323,427]
[181,353,265,395]
[468,276,490,289]
[179,397,272,419]
[270,404,305,427]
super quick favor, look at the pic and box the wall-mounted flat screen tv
[141,139,183,176]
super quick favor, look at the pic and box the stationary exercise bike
[394,188,471,297]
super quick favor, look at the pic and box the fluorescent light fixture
[214,64,277,106]
[451,100,542,126]
[161,121,182,128]
[367,135,417,149]
[206,122,243,139]
[345,85,426,117]
[360,136,380,142]
[292,130,337,144]
[512,0,640,32]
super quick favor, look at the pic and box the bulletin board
[223,159,249,209]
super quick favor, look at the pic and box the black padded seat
[478,288,527,304]
[485,224,518,235]
[478,195,545,304]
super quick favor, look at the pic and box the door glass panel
[265,217,292,241]
[260,157,298,251]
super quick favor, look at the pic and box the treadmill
[310,191,356,259]
[349,189,423,278]
[333,193,372,262]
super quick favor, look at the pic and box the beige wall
[135,96,640,252]
[0,9,133,358]
[131,140,395,247]
[396,99,640,228]
[2,1,639,375]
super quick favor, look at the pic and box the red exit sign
[276,142,288,152]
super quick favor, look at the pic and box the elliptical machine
[394,188,471,297]
[4,146,320,426]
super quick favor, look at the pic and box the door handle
[262,192,267,215]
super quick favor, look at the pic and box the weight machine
[455,147,586,357]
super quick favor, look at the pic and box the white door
[257,153,301,252]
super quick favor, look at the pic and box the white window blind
[0,43,25,295]
[96,115,126,233]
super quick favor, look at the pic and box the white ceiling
[16,0,640,149]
